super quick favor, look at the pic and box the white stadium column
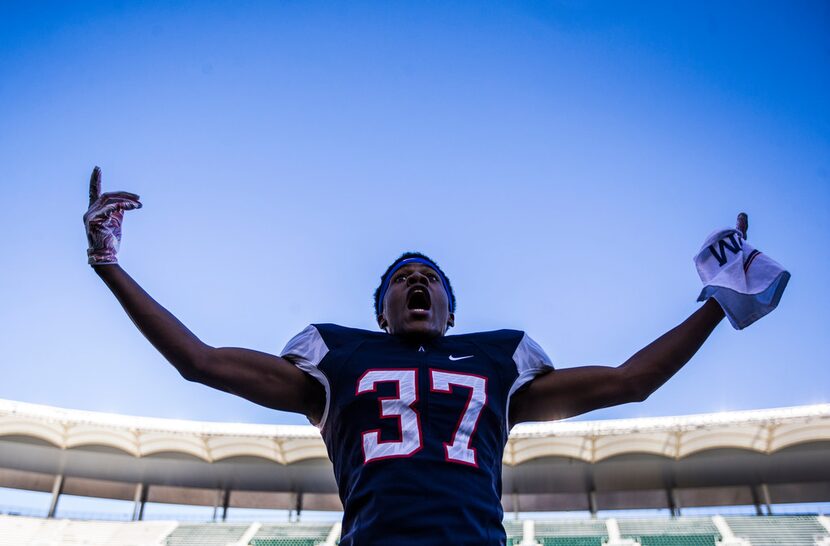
[234,522,262,546]
[521,519,536,546]
[324,522,342,546]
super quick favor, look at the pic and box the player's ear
[446,313,455,329]
[377,314,388,331]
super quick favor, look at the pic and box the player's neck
[391,330,445,345]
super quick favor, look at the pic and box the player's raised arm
[509,298,724,425]
[510,213,788,426]
[84,167,324,422]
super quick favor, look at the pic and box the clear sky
[0,1,828,431]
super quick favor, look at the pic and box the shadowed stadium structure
[1,399,829,545]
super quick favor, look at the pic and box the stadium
[1,398,829,545]
[3,1,828,546]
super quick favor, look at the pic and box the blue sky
[0,1,828,432]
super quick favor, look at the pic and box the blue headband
[377,257,454,316]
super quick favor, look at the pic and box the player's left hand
[83,166,142,266]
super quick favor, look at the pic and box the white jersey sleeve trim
[280,325,331,429]
[506,333,555,428]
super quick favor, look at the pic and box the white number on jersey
[430,369,487,466]
[356,369,487,466]
[356,369,422,462]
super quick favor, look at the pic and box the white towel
[694,228,790,330]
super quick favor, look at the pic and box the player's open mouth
[407,288,431,312]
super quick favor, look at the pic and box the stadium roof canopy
[1,399,828,516]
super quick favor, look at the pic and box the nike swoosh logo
[448,355,474,361]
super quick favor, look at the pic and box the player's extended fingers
[101,190,141,202]
[100,196,142,211]
[88,199,142,219]
[89,203,120,218]
[117,200,142,211]
[89,166,102,206]
[736,212,748,239]
[94,201,140,218]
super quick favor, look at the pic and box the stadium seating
[251,522,333,546]
[0,515,177,546]
[724,515,830,546]
[535,518,609,538]
[3,513,830,545]
[638,535,717,546]
[250,540,318,546]
[538,537,604,546]
[532,519,607,546]
[536,519,608,538]
[0,515,64,546]
[616,516,719,545]
[504,519,524,543]
[164,523,251,545]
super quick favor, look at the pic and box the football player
[84,167,738,545]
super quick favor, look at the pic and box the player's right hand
[83,166,142,266]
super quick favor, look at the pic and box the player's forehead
[391,262,440,277]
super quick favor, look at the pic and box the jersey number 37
[356,369,487,467]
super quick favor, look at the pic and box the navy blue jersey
[281,324,553,546]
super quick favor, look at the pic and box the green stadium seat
[539,537,604,546]
[164,523,251,546]
[250,540,319,546]
[251,522,332,546]
[638,535,718,546]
